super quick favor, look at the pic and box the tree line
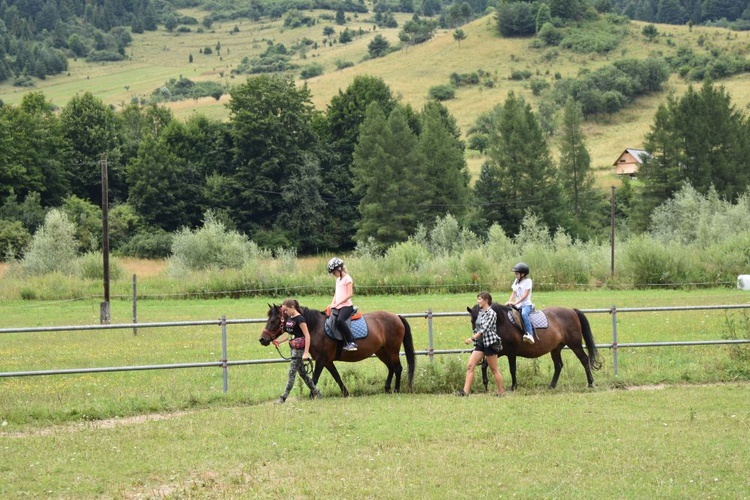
[3,72,749,263]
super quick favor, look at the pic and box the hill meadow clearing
[2,9,750,184]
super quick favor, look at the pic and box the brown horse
[468,303,602,390]
[259,304,415,396]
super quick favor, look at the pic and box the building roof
[613,148,650,166]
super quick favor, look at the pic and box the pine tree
[558,98,601,238]
[352,103,424,249]
[482,92,565,236]
[416,101,471,221]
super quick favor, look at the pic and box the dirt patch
[2,411,189,438]
[625,383,666,391]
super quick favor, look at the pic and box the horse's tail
[399,315,416,391]
[575,309,602,371]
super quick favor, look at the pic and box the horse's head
[259,303,285,346]
[466,304,480,331]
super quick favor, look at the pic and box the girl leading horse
[468,302,602,390]
[260,304,415,396]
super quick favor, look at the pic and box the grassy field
[1,287,748,423]
[1,386,748,497]
[2,10,750,179]
[1,288,749,497]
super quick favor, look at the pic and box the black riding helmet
[512,262,530,274]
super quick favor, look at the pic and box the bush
[529,78,550,96]
[334,59,354,70]
[560,28,621,54]
[537,23,563,46]
[169,212,262,272]
[300,63,324,79]
[428,84,456,101]
[510,69,532,80]
[621,235,692,287]
[0,220,31,261]
[75,252,124,280]
[20,209,78,276]
[381,240,430,273]
[118,229,173,258]
[85,50,125,62]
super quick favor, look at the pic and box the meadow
[2,287,749,497]
[2,10,750,180]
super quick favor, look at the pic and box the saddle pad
[325,317,368,340]
[507,309,549,330]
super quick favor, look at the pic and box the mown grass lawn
[1,386,748,498]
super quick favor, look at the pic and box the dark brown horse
[260,304,415,396]
[468,303,602,390]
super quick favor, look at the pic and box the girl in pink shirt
[327,257,357,351]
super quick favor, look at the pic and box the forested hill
[0,0,489,83]
[1,0,749,85]
[610,0,750,28]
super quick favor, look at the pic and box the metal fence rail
[1,304,749,389]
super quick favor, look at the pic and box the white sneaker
[523,333,535,345]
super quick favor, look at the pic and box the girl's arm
[511,289,530,306]
[272,333,289,347]
[300,323,312,359]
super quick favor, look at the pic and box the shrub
[85,50,125,62]
[300,63,324,79]
[560,28,621,54]
[20,209,78,276]
[381,240,430,273]
[428,84,456,101]
[0,220,31,261]
[510,69,532,80]
[529,78,550,96]
[621,235,691,287]
[169,212,254,272]
[118,229,173,258]
[334,59,354,70]
[537,23,563,46]
[75,252,124,281]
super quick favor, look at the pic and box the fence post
[427,308,434,362]
[611,304,618,377]
[221,315,228,393]
[132,274,137,336]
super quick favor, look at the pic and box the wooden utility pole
[100,153,111,324]
[610,186,616,277]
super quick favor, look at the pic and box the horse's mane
[300,306,325,331]
[471,302,510,317]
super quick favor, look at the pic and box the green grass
[1,290,749,497]
[1,288,748,429]
[1,386,748,498]
[2,12,750,175]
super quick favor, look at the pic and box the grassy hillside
[2,9,750,185]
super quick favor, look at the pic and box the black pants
[332,306,354,343]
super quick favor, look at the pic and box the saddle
[324,306,368,341]
[507,308,549,334]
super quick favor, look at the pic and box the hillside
[2,9,750,184]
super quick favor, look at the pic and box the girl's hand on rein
[272,340,279,347]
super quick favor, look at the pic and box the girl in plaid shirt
[455,291,506,397]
